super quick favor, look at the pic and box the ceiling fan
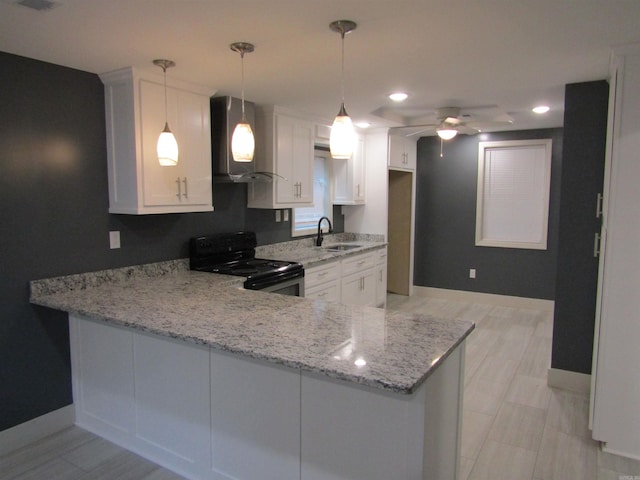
[386,106,514,139]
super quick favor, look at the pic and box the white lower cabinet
[300,343,465,480]
[133,333,210,479]
[70,316,211,479]
[210,350,300,480]
[69,313,464,480]
[304,262,341,302]
[341,268,377,307]
[340,251,377,307]
[304,248,386,308]
[305,247,387,307]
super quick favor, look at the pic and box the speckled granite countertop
[30,241,474,395]
[255,233,386,268]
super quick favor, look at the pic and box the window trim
[475,139,552,250]
[291,148,333,237]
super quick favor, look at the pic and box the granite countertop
[30,241,474,395]
[255,233,387,268]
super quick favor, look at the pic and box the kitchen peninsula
[30,253,473,480]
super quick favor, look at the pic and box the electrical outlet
[469,268,476,279]
[275,210,281,222]
[283,209,289,222]
[109,231,121,249]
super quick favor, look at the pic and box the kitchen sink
[322,243,362,251]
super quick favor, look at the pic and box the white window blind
[476,139,552,249]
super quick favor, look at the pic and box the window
[476,139,552,250]
[292,149,333,237]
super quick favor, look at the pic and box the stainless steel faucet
[316,216,333,246]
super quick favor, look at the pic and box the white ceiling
[1,0,639,134]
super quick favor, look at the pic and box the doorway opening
[387,170,413,295]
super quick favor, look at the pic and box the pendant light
[329,20,357,160]
[153,59,179,166]
[230,42,255,162]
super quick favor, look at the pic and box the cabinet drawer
[305,281,341,303]
[341,253,375,277]
[305,263,341,288]
[376,247,388,265]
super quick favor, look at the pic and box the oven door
[245,273,305,297]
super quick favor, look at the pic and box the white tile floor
[2,294,640,479]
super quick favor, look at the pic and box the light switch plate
[109,231,121,249]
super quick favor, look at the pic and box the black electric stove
[189,232,304,295]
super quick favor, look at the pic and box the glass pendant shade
[157,122,179,166]
[231,120,255,162]
[437,128,458,140]
[330,103,356,159]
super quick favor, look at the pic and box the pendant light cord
[162,65,168,126]
[340,31,345,106]
[240,50,246,120]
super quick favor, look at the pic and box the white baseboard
[547,368,591,395]
[0,404,75,456]
[413,286,555,312]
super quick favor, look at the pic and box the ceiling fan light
[437,128,457,140]
[330,104,356,159]
[157,122,179,166]
[231,121,255,162]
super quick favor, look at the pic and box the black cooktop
[189,232,303,284]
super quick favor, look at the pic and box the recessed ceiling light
[355,121,371,128]
[532,105,550,114]
[389,92,408,102]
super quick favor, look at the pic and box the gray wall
[414,129,563,300]
[552,80,608,375]
[0,51,341,431]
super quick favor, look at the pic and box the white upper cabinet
[332,133,366,205]
[248,106,314,209]
[388,134,417,171]
[100,67,215,214]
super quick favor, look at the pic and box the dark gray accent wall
[0,51,342,431]
[551,80,608,375]
[415,128,563,299]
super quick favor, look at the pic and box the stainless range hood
[211,96,277,183]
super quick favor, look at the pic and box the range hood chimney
[211,96,277,183]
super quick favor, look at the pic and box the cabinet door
[140,80,212,209]
[275,115,314,205]
[341,268,377,307]
[332,134,366,205]
[388,135,416,171]
[140,79,184,207]
[173,88,213,207]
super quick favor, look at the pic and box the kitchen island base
[69,314,465,480]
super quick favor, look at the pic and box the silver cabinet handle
[175,177,181,200]
[182,177,188,199]
[594,232,601,258]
